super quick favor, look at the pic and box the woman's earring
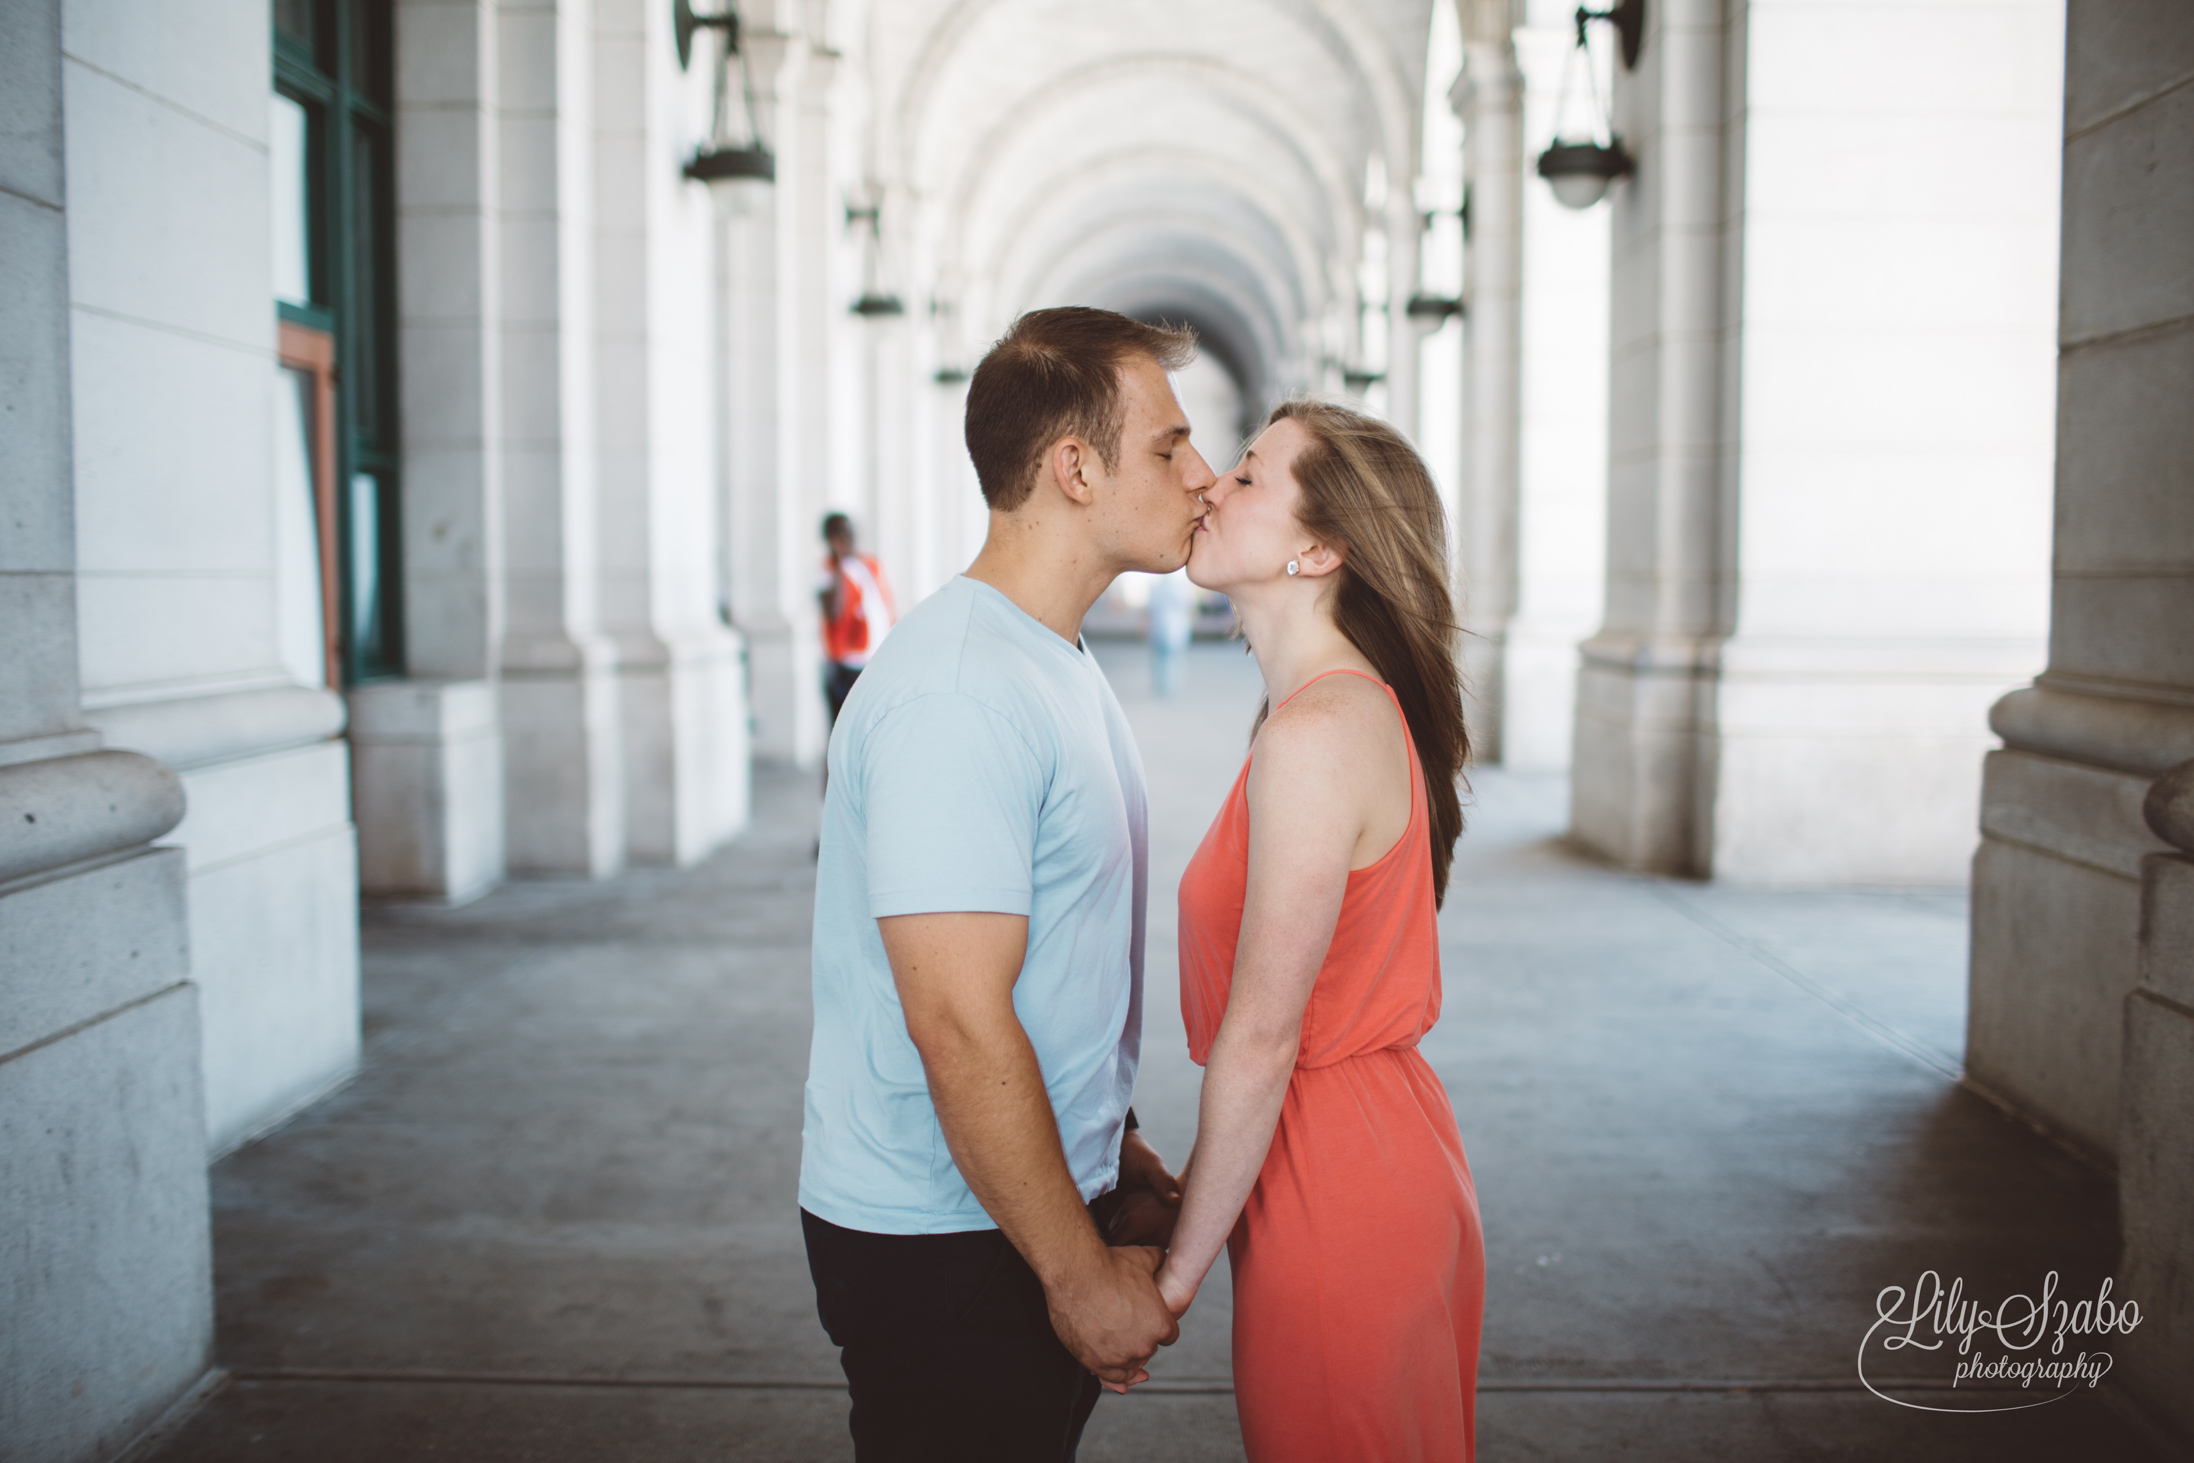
[1286,560,1300,577]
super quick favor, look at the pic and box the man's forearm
[916,1004,1105,1288]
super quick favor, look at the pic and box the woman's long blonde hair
[1256,398,1470,906]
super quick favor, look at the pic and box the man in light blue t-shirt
[800,307,1219,1459]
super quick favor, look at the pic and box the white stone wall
[1572,0,2065,884]
[1705,0,2062,884]
[63,0,362,1153]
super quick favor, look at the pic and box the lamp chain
[1551,15,1613,148]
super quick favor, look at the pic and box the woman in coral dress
[1156,399,1484,1462]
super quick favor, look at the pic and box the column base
[172,739,361,1154]
[742,617,826,768]
[502,637,626,877]
[1969,684,2194,1161]
[1501,616,1594,771]
[349,679,506,904]
[0,845,210,1463]
[85,688,361,1155]
[1570,633,1713,874]
[1461,627,1508,767]
[615,628,752,867]
[2119,855,2194,1445]
[1704,637,2038,884]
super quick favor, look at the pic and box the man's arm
[880,911,1179,1386]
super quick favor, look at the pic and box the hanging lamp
[676,0,775,186]
[1534,0,1643,210]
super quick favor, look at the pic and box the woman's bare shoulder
[1256,671,1400,764]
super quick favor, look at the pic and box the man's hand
[1045,1244,1179,1392]
[1105,1130,1183,1247]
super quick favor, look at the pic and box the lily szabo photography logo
[1859,1270,2142,1413]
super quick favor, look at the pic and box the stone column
[1569,0,1729,872]
[1968,2,2194,1168]
[1571,0,2060,881]
[355,0,510,904]
[2123,763,2194,1440]
[722,24,826,767]
[1453,1,1524,764]
[66,0,360,1153]
[1688,0,2061,885]
[1503,1,1611,772]
[1381,183,1423,446]
[0,2,207,1451]
[496,0,627,874]
[592,0,751,865]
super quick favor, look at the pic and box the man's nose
[1184,450,1218,490]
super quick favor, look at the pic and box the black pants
[824,661,863,725]
[802,1208,1103,1463]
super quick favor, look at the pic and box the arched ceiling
[858,0,1438,410]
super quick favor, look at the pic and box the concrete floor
[140,641,2178,1461]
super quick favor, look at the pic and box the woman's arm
[1155,684,1386,1314]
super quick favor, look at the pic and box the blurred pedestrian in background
[1148,568,1193,697]
[818,513,895,725]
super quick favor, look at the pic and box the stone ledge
[2141,759,2194,852]
[1978,748,2171,879]
[2137,853,2194,1008]
[347,678,498,742]
[87,685,347,772]
[0,750,186,885]
[1990,684,2194,777]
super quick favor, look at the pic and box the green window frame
[274,0,402,684]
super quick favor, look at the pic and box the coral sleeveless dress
[1177,670,1484,1462]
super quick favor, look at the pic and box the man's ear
[1047,436,1099,508]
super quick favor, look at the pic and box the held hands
[1050,1128,1191,1393]
[1046,1243,1179,1394]
[1105,1130,1184,1248]
[1153,1257,1198,1320]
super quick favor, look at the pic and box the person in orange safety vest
[818,512,896,725]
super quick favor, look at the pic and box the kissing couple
[799,307,1485,1462]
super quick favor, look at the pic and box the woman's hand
[1154,1258,1198,1319]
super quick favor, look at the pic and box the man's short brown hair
[964,307,1197,512]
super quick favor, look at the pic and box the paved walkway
[144,641,2172,1461]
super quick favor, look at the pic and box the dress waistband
[1293,1041,1425,1074]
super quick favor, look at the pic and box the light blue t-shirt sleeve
[863,691,1045,919]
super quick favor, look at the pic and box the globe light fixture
[1534,0,1643,211]
[1536,139,1634,210]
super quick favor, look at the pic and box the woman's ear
[1295,541,1345,578]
